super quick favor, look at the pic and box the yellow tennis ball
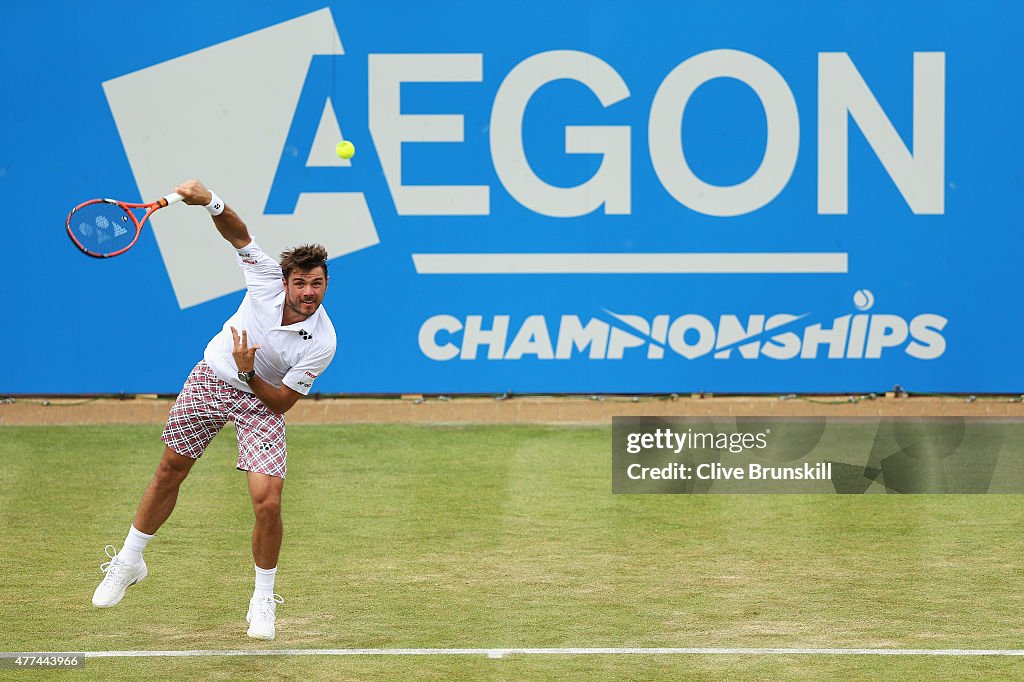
[336,140,355,159]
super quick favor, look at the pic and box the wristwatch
[237,369,256,383]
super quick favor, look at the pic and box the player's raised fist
[174,179,213,206]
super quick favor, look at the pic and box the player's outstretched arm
[175,179,251,249]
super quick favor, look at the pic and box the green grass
[2,424,1024,680]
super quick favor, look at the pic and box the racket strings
[69,202,136,254]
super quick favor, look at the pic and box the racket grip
[161,192,184,207]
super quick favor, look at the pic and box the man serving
[91,179,337,641]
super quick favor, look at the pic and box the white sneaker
[246,593,284,640]
[92,545,147,607]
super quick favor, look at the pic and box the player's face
[282,267,328,322]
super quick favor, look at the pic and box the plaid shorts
[161,361,288,478]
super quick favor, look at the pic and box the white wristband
[205,191,225,216]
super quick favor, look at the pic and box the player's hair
[280,244,329,280]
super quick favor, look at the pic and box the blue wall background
[2,1,1021,394]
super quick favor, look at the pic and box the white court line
[3,647,1023,659]
[411,253,849,275]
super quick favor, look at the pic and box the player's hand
[175,179,213,206]
[230,327,260,372]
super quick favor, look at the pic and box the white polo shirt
[203,238,336,395]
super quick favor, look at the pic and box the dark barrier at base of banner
[612,417,1022,494]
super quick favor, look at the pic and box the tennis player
[91,179,337,641]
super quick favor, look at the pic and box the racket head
[65,199,143,258]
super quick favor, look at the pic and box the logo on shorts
[299,329,313,341]
[261,442,273,452]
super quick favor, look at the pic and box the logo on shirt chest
[298,329,313,341]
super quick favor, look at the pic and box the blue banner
[3,1,1021,393]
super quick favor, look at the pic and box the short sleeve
[282,345,336,395]
[236,238,283,301]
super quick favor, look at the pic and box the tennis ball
[336,140,355,159]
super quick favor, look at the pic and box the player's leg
[245,471,285,640]
[92,362,227,608]
[248,471,285,570]
[92,447,198,608]
[132,445,198,534]
[233,395,288,639]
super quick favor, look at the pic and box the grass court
[2,423,1024,679]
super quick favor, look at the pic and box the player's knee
[253,496,282,522]
[156,450,193,482]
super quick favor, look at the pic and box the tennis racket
[66,192,183,258]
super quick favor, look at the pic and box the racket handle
[160,192,184,207]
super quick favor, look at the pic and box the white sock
[116,525,153,565]
[254,565,277,598]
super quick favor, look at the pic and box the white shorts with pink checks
[161,361,288,478]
